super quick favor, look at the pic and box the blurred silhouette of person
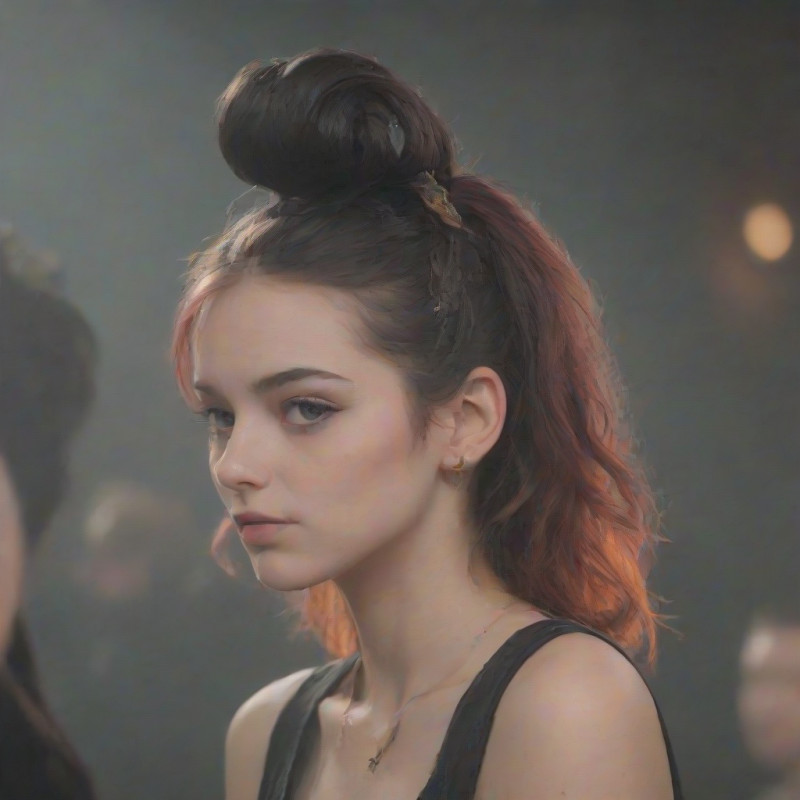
[0,225,99,799]
[77,480,199,606]
[39,477,290,800]
[739,620,800,800]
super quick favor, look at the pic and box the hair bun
[216,48,457,201]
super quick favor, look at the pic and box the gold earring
[452,455,466,473]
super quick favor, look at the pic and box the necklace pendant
[366,720,400,773]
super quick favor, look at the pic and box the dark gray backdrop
[3,1,799,798]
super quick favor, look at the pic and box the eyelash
[195,398,337,434]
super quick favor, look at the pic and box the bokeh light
[743,203,794,261]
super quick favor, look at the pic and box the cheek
[312,404,424,526]
[207,450,221,493]
[207,440,228,491]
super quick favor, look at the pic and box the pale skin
[190,273,674,800]
[0,453,24,658]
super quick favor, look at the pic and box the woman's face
[190,274,447,591]
[0,454,24,657]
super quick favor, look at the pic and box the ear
[436,366,507,471]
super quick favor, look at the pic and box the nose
[212,423,272,494]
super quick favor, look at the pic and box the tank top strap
[257,653,360,800]
[417,618,683,800]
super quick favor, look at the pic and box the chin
[249,550,334,593]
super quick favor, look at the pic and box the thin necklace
[339,599,529,773]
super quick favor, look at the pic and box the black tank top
[257,619,684,800]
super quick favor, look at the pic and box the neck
[333,509,538,722]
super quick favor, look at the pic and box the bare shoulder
[478,631,674,800]
[225,666,317,800]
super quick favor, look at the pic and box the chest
[288,690,507,800]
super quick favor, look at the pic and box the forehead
[191,274,370,378]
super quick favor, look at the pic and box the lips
[233,512,294,548]
[233,512,292,529]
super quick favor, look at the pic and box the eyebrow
[193,367,352,398]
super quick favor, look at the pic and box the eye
[195,407,235,434]
[283,398,337,427]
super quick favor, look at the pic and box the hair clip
[411,172,462,229]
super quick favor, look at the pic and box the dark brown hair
[173,47,667,664]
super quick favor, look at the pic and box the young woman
[172,48,683,799]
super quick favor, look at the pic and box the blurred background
[2,0,798,797]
